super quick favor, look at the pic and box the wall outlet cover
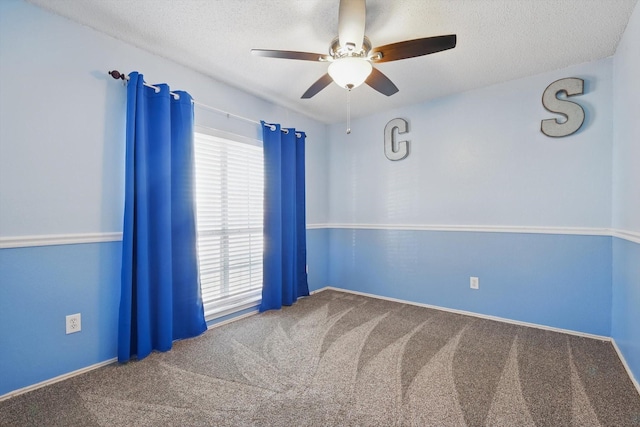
[66,313,81,334]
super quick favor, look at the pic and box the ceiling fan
[251,0,456,99]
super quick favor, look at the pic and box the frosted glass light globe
[328,57,373,89]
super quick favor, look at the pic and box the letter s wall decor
[541,77,585,137]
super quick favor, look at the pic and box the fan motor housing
[330,36,373,60]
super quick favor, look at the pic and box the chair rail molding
[0,232,123,249]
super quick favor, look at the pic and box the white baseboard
[314,286,610,341]
[0,358,117,402]
[611,339,640,397]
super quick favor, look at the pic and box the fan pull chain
[346,89,351,134]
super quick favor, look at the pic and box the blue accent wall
[0,243,121,396]
[611,1,640,385]
[306,228,330,292]
[329,229,612,336]
[612,239,640,382]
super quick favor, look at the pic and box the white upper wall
[3,0,632,236]
[326,59,613,228]
[613,2,640,233]
[0,1,328,237]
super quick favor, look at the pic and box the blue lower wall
[0,230,330,397]
[306,228,330,293]
[0,242,121,396]
[2,229,636,396]
[612,238,640,384]
[328,228,613,336]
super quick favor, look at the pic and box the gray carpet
[1,289,639,426]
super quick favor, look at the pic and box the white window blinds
[193,131,264,319]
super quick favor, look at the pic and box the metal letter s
[384,118,409,161]
[541,78,585,137]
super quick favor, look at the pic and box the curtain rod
[108,70,288,133]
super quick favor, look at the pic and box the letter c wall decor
[384,118,410,161]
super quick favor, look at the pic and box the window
[193,130,264,319]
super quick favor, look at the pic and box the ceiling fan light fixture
[328,57,372,89]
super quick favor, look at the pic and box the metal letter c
[384,118,409,161]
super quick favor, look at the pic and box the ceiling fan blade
[365,68,399,96]
[301,73,334,99]
[338,0,366,51]
[251,49,328,62]
[372,35,457,63]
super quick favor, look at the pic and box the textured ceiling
[27,0,638,124]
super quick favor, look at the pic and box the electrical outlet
[470,277,479,290]
[66,313,81,334]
